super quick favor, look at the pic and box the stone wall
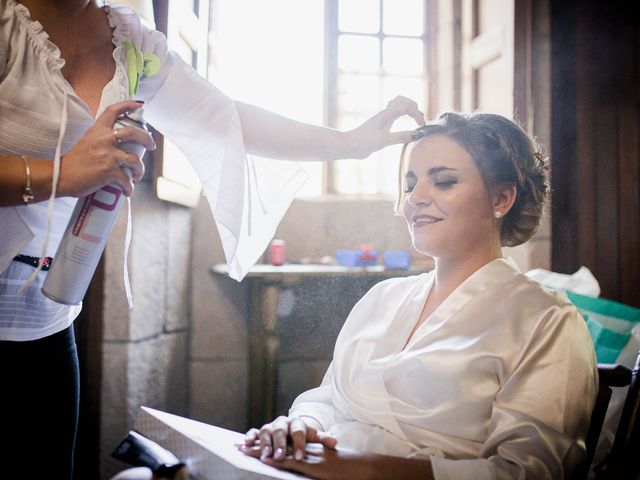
[99,182,193,479]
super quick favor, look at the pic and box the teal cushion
[567,291,640,363]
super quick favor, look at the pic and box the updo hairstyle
[397,112,549,247]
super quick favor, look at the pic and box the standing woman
[0,0,424,477]
[242,113,598,479]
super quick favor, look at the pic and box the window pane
[382,0,424,36]
[338,35,380,73]
[383,37,423,75]
[338,0,380,33]
[332,147,402,195]
[212,0,324,197]
[338,74,381,115]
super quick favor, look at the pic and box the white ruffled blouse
[0,0,307,340]
[290,258,598,479]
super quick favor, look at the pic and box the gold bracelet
[21,156,35,205]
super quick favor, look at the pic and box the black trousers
[0,325,80,479]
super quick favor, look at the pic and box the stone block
[274,199,411,262]
[278,277,380,360]
[100,332,189,480]
[129,187,169,340]
[103,205,134,341]
[100,342,130,480]
[191,273,249,360]
[190,359,248,431]
[126,331,190,418]
[166,206,193,332]
[278,359,332,416]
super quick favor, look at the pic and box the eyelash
[435,180,457,188]
[404,180,457,194]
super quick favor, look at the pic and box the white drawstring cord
[246,155,252,237]
[245,155,269,238]
[20,92,69,293]
[123,196,133,308]
[249,156,268,215]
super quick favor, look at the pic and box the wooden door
[461,0,515,118]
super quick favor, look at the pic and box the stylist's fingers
[116,150,145,182]
[385,130,418,145]
[112,125,156,152]
[111,166,135,196]
[98,100,146,128]
[385,95,425,126]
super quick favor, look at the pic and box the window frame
[322,0,436,196]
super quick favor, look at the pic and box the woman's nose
[407,181,432,207]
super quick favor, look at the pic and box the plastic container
[335,249,378,267]
[269,239,286,266]
[383,251,411,270]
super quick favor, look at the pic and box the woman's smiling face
[402,134,497,259]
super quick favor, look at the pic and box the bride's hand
[240,415,337,462]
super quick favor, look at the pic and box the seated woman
[240,112,598,479]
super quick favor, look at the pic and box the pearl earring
[495,211,503,218]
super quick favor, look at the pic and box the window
[209,0,325,196]
[208,0,430,198]
[154,0,210,207]
[327,0,429,196]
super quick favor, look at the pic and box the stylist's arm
[0,100,155,206]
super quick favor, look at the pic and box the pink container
[269,239,286,266]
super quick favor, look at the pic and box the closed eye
[434,179,458,189]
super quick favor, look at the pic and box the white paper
[134,407,310,480]
[525,266,601,297]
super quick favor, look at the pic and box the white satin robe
[290,258,598,479]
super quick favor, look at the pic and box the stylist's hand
[240,416,337,462]
[346,95,425,159]
[58,100,156,198]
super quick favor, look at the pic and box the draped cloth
[0,1,306,339]
[290,258,598,479]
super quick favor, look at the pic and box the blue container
[335,250,378,267]
[335,250,360,267]
[383,251,411,270]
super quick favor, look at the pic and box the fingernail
[275,448,284,460]
[295,450,303,461]
[260,446,271,460]
[411,130,424,141]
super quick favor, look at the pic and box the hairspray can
[42,108,149,305]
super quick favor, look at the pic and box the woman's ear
[492,183,517,218]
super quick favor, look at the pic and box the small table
[212,263,432,427]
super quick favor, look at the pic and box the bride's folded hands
[240,415,336,462]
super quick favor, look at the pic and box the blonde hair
[396,112,549,247]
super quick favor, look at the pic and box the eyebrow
[405,167,458,179]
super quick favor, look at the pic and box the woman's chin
[411,243,438,258]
